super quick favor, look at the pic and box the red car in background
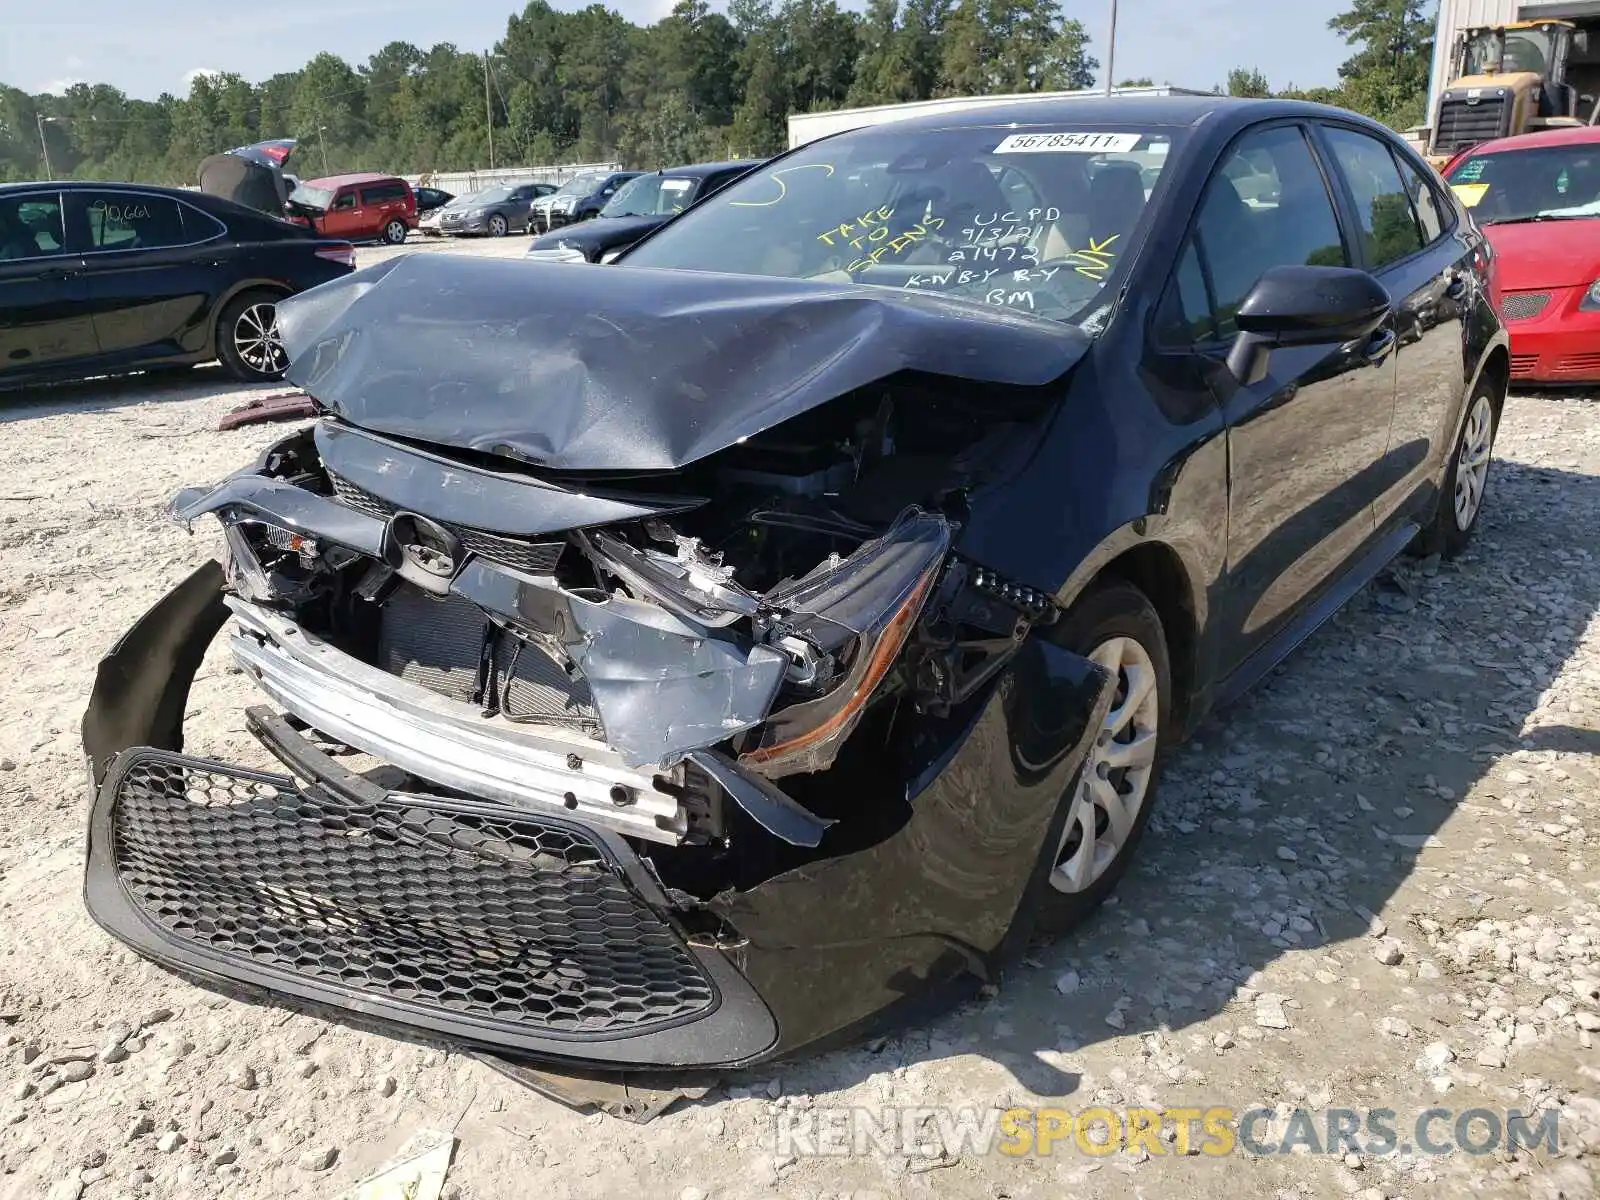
[1444,126,1600,384]
[287,173,416,246]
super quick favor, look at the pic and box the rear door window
[81,192,190,251]
[1320,125,1425,269]
[359,182,407,205]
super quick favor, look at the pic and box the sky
[1,0,1357,102]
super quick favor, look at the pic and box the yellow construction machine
[1427,19,1600,169]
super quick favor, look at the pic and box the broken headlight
[739,509,952,778]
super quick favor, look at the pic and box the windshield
[554,173,602,198]
[466,187,512,206]
[1446,142,1600,222]
[288,184,335,211]
[602,174,697,217]
[621,125,1175,323]
[1462,26,1556,75]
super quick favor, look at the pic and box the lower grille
[1501,292,1551,322]
[328,473,565,576]
[1511,353,1539,378]
[1554,352,1600,375]
[108,750,717,1036]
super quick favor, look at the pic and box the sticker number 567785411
[993,132,1142,155]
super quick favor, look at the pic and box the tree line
[0,0,1434,186]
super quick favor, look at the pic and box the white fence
[400,162,622,195]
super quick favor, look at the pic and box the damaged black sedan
[82,97,1508,1071]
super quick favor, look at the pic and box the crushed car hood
[276,253,1090,472]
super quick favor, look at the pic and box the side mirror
[1226,265,1391,385]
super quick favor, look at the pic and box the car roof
[1461,124,1600,155]
[656,159,766,178]
[302,173,403,189]
[0,180,198,198]
[814,94,1367,140]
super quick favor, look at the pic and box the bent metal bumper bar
[226,597,688,844]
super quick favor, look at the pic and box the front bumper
[438,215,493,235]
[83,556,1110,1069]
[1503,285,1600,382]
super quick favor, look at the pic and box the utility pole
[315,115,330,175]
[1105,0,1119,95]
[36,113,55,180]
[483,53,496,171]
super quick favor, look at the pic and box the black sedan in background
[84,97,1510,1073]
[524,159,762,263]
[414,186,454,215]
[0,181,355,387]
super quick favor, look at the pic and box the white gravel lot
[1,235,1597,1199]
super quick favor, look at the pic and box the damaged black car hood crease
[275,254,1092,473]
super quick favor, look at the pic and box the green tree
[1328,0,1433,128]
[1226,67,1271,98]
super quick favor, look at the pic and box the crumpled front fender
[709,637,1114,1057]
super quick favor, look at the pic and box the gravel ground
[1,237,1598,1199]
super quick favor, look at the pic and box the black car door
[71,189,227,369]
[1180,122,1399,675]
[0,189,96,382]
[1315,121,1475,532]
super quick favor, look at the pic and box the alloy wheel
[1454,394,1494,532]
[489,215,508,237]
[234,302,286,376]
[1049,636,1161,894]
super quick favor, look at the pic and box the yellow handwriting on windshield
[817,206,895,247]
[730,163,836,207]
[1066,234,1119,280]
[844,216,946,272]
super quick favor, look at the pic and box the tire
[216,291,288,383]
[487,214,508,238]
[1411,377,1500,560]
[1035,580,1172,935]
[382,219,408,245]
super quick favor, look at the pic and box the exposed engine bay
[173,374,1062,898]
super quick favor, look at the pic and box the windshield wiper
[1480,213,1593,225]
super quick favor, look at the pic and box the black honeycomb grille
[109,752,715,1036]
[328,473,566,575]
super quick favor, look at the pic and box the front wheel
[1412,379,1500,559]
[382,219,408,245]
[216,292,288,382]
[1036,580,1171,935]
[487,214,508,237]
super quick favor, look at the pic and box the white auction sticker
[993,131,1143,155]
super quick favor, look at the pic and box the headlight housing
[1581,279,1600,311]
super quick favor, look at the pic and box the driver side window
[1195,124,1349,339]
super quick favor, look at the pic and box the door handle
[34,266,76,281]
[1363,328,1398,365]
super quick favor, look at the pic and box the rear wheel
[216,291,288,382]
[487,213,508,237]
[1037,581,1171,934]
[1412,378,1500,559]
[382,219,408,245]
